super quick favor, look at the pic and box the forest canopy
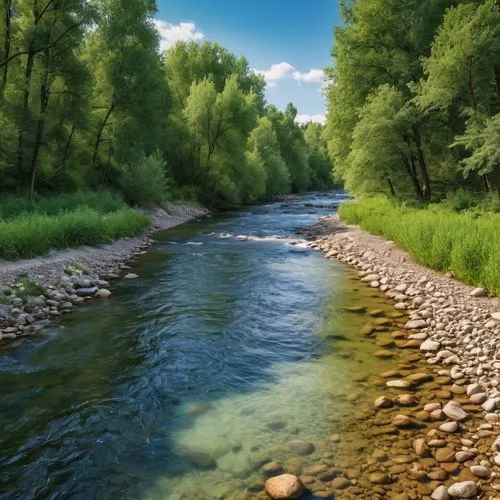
[325,0,500,200]
[0,0,334,207]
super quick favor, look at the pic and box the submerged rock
[182,450,217,470]
[265,474,304,499]
[288,440,315,456]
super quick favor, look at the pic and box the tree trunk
[386,177,396,197]
[412,124,431,200]
[60,124,76,171]
[17,46,36,191]
[29,51,52,201]
[401,153,423,199]
[0,0,12,101]
[92,98,116,169]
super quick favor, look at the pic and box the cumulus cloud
[154,19,204,52]
[295,114,326,125]
[292,68,325,84]
[253,62,325,87]
[254,62,296,83]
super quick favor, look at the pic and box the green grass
[0,190,125,221]
[338,197,500,295]
[0,208,150,260]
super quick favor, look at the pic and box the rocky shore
[0,203,208,343]
[258,214,499,500]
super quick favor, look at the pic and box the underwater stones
[413,438,430,457]
[374,350,394,359]
[447,481,478,498]
[374,396,394,409]
[369,471,392,484]
[123,273,139,279]
[395,394,418,406]
[369,309,385,317]
[96,288,111,298]
[439,421,458,433]
[262,461,283,475]
[360,324,376,336]
[343,306,366,313]
[392,414,414,428]
[434,447,456,463]
[267,420,287,431]
[265,474,304,499]
[405,372,433,384]
[287,440,315,456]
[182,450,217,470]
[386,380,412,389]
[331,476,351,490]
[431,485,449,500]
[442,401,468,421]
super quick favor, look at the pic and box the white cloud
[292,68,325,84]
[154,19,204,52]
[253,62,325,87]
[253,62,296,83]
[296,114,326,125]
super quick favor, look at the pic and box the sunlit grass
[0,208,150,260]
[338,197,500,294]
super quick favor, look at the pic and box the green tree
[303,122,334,189]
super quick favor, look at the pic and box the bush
[338,197,500,294]
[0,208,150,260]
[120,151,169,207]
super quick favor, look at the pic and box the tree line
[0,0,334,206]
[325,0,500,200]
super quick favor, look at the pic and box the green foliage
[338,197,500,294]
[120,151,169,207]
[325,0,500,199]
[0,208,150,260]
[0,190,124,220]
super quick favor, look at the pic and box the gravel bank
[0,202,208,341]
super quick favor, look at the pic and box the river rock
[442,401,467,421]
[288,440,315,456]
[262,461,283,475]
[123,273,139,279]
[75,287,98,297]
[470,287,486,297]
[435,447,455,462]
[491,312,500,322]
[0,304,10,320]
[406,319,427,329]
[374,396,393,408]
[447,481,478,498]
[182,450,217,470]
[265,474,304,499]
[392,414,413,428]
[470,465,490,478]
[369,472,392,484]
[431,485,449,500]
[331,476,351,490]
[386,380,412,389]
[439,421,458,433]
[420,339,441,352]
[413,438,430,457]
[96,289,111,298]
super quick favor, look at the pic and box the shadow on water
[0,192,394,499]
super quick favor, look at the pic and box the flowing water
[0,193,405,499]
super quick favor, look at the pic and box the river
[0,192,405,499]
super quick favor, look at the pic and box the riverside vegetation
[323,0,500,296]
[0,0,334,260]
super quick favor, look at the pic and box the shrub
[338,197,500,294]
[120,151,169,207]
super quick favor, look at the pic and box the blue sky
[155,0,342,124]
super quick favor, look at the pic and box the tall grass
[0,208,150,260]
[338,197,500,295]
[0,190,125,221]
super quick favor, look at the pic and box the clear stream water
[0,192,400,499]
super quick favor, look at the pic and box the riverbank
[0,202,208,342]
[293,214,500,499]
